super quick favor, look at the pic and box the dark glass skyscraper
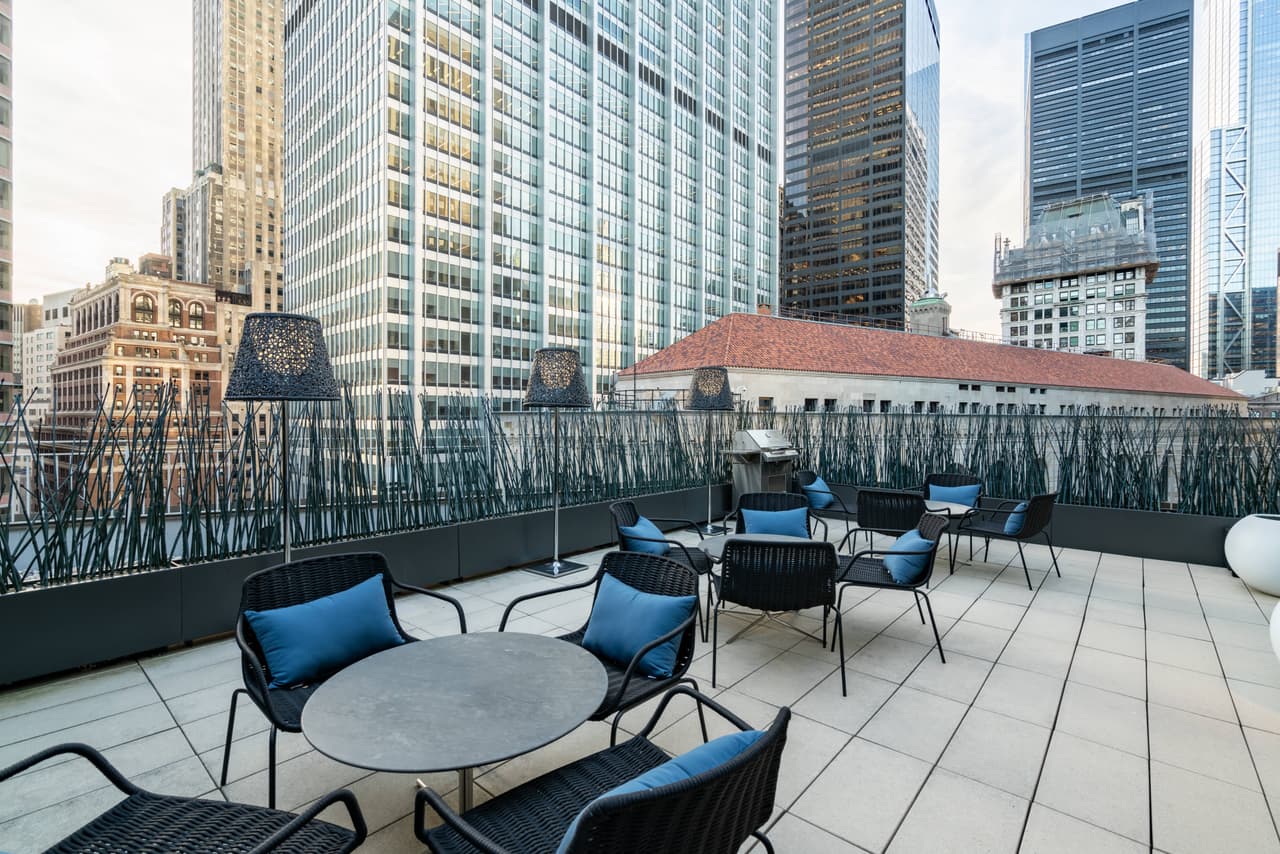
[782,0,940,324]
[1025,0,1193,369]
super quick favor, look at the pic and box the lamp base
[698,523,728,535]
[524,558,590,578]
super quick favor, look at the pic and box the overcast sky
[13,1,1124,334]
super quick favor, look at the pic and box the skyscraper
[1025,0,1193,369]
[1190,0,1280,379]
[284,0,778,419]
[781,0,940,324]
[167,0,284,312]
[0,0,11,414]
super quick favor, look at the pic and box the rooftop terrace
[3,531,1278,853]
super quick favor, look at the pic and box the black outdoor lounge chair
[921,471,985,572]
[1,742,366,853]
[499,551,701,743]
[958,492,1062,589]
[834,513,950,669]
[730,491,830,539]
[848,487,927,548]
[222,551,467,808]
[415,685,789,854]
[792,470,858,538]
[609,499,716,640]
[714,538,845,692]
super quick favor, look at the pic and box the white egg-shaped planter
[1225,514,1280,596]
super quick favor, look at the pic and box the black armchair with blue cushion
[222,552,467,808]
[792,470,857,538]
[921,472,985,573]
[731,491,829,540]
[958,492,1061,589]
[609,500,715,640]
[834,513,950,671]
[499,551,702,743]
[415,685,789,854]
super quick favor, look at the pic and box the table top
[701,532,813,560]
[301,632,608,774]
[924,500,979,518]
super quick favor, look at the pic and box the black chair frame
[499,551,704,745]
[921,471,985,573]
[414,685,788,854]
[713,538,844,694]
[609,500,715,641]
[728,491,830,540]
[791,470,857,538]
[958,493,1062,589]
[834,513,950,674]
[844,487,927,552]
[2,743,366,853]
[222,551,467,808]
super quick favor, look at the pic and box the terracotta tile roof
[619,313,1242,400]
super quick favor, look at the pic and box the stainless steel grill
[729,429,799,500]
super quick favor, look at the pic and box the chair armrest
[811,489,855,517]
[499,571,601,631]
[250,788,368,854]
[634,685,754,739]
[414,787,514,854]
[235,620,273,704]
[392,580,468,634]
[0,743,138,795]
[647,517,705,541]
[612,611,697,700]
[809,514,829,540]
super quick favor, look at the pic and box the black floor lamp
[225,313,339,564]
[524,346,591,577]
[688,366,733,535]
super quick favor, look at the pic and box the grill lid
[733,429,795,452]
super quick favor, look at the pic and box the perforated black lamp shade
[225,313,339,401]
[687,366,733,411]
[525,347,590,408]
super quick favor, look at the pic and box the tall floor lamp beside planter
[523,347,592,577]
[687,366,733,535]
[225,313,340,564]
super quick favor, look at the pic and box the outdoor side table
[700,532,815,562]
[923,499,980,572]
[302,632,607,811]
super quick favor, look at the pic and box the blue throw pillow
[245,574,404,688]
[618,516,670,555]
[556,730,765,854]
[883,529,935,584]
[1004,501,1029,535]
[929,483,981,508]
[582,574,696,677]
[802,476,835,510]
[741,507,809,538]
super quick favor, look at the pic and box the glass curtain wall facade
[1190,0,1280,379]
[284,0,778,421]
[0,0,12,414]
[1025,0,1193,369]
[781,0,940,323]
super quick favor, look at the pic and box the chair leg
[821,605,828,648]
[695,585,707,644]
[752,830,776,854]
[1045,532,1062,577]
[912,590,926,624]
[1016,541,1032,590]
[919,590,945,663]
[984,537,990,561]
[219,688,246,787]
[683,677,710,744]
[836,605,847,697]
[267,724,279,810]
[711,603,720,689]
[948,530,957,574]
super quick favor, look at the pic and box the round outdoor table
[923,500,979,572]
[701,532,814,562]
[302,632,607,811]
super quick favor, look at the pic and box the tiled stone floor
[2,532,1279,853]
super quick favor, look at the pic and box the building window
[757,397,773,411]
[879,400,891,413]
[133,294,155,323]
[913,401,924,413]
[803,398,817,412]
[862,399,873,413]
[169,299,183,327]
[189,303,205,330]
[958,402,968,414]
[824,398,837,412]
[928,402,940,413]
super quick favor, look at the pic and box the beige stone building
[165,0,284,313]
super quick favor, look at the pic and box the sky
[13,0,1126,335]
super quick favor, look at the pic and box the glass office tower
[284,0,778,420]
[781,0,940,324]
[1025,0,1193,369]
[1190,0,1280,379]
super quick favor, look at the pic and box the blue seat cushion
[929,483,981,508]
[882,529,936,585]
[802,476,835,510]
[556,730,765,854]
[618,516,670,555]
[741,507,809,538]
[582,574,696,678]
[244,574,404,688]
[1004,502,1029,535]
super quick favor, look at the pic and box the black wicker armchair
[499,551,701,743]
[415,686,789,854]
[731,491,830,539]
[1,743,366,853]
[958,493,1062,589]
[792,470,857,538]
[834,513,950,672]
[921,472,985,573]
[845,487,928,550]
[222,552,467,808]
[609,500,716,639]
[713,538,844,691]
